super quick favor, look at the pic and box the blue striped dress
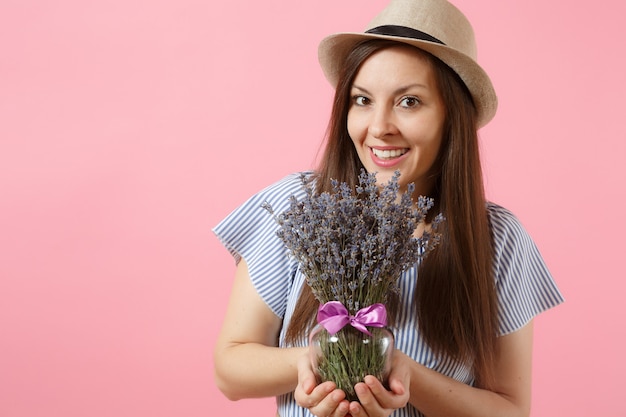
[213,172,564,417]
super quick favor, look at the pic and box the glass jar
[309,324,394,402]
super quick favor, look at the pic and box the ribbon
[366,25,445,46]
[317,301,387,336]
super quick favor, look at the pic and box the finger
[348,394,370,417]
[299,371,318,395]
[352,382,382,416]
[388,374,407,396]
[386,366,411,402]
[364,375,391,395]
[308,388,348,417]
[294,380,335,409]
[363,375,408,410]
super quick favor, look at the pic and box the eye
[352,95,371,106]
[399,96,421,108]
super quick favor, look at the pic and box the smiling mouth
[371,148,408,159]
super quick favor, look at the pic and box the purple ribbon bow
[317,301,387,336]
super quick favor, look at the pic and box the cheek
[407,122,443,150]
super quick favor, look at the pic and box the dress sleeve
[488,203,564,335]
[212,173,307,318]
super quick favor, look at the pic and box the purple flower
[264,170,443,314]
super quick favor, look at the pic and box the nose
[368,105,398,139]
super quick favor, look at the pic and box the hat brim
[318,32,497,128]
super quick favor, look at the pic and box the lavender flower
[264,170,443,401]
[265,170,443,314]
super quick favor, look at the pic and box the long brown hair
[286,40,498,388]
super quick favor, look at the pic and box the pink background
[1,0,624,416]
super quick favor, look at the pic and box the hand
[294,353,351,417]
[347,350,411,417]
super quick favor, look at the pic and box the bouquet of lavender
[265,170,442,400]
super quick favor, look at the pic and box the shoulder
[220,171,313,224]
[486,202,532,247]
[486,201,543,274]
[487,202,523,230]
[263,171,313,195]
[214,171,312,235]
[251,171,313,210]
[486,201,547,280]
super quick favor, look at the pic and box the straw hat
[318,0,497,127]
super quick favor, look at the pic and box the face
[347,46,446,195]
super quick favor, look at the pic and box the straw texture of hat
[318,0,497,127]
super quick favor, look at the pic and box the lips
[369,147,409,168]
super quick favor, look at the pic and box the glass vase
[309,324,394,402]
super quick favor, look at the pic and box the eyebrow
[351,83,429,95]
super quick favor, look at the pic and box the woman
[213,0,563,416]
